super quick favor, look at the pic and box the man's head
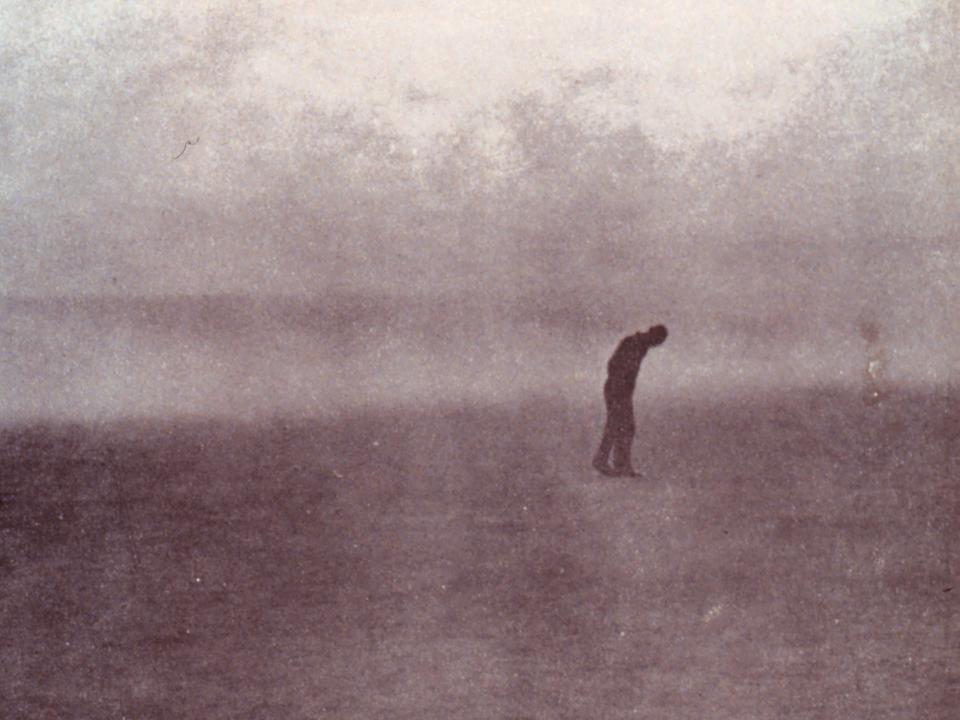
[644,324,668,346]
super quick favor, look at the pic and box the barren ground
[2,387,958,718]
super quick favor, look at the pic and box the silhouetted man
[593,325,668,477]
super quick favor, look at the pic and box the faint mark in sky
[859,319,887,404]
[173,137,200,160]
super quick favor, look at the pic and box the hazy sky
[2,1,958,330]
[1,1,959,419]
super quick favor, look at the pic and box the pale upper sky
[235,0,927,145]
[2,0,936,159]
[0,0,956,302]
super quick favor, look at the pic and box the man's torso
[606,336,647,397]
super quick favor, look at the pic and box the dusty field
[1,387,957,718]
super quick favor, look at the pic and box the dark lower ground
[1,386,958,719]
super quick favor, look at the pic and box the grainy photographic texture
[1,2,958,718]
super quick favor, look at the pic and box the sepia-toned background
[2,2,958,718]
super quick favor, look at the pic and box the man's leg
[611,403,638,476]
[612,432,637,476]
[593,391,618,473]
[593,423,615,471]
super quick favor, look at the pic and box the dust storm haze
[2,0,958,418]
[2,3,959,719]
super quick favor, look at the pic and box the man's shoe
[613,466,641,478]
[592,459,616,476]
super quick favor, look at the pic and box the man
[593,324,668,477]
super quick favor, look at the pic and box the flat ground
[1,387,958,719]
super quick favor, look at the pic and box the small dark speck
[173,137,200,160]
[945,587,953,593]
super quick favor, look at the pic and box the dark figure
[593,324,668,477]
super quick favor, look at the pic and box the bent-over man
[593,324,668,477]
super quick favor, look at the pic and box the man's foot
[592,459,617,476]
[612,466,641,478]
